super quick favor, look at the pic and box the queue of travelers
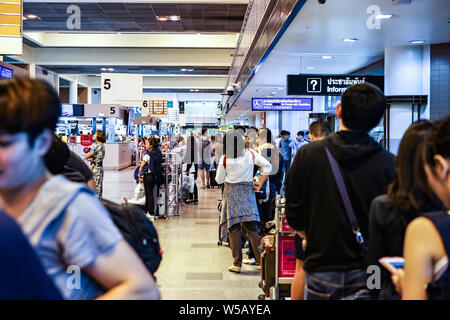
[0,77,448,300]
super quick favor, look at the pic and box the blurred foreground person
[368,121,444,300]
[393,116,450,300]
[0,209,62,300]
[0,77,160,300]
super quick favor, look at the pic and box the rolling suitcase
[209,169,220,188]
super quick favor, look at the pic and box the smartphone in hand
[379,257,405,274]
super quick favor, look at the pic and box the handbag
[325,146,367,253]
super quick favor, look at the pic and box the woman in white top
[216,130,272,273]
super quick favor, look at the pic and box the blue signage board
[0,66,13,79]
[252,98,313,111]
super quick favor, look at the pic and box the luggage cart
[160,151,183,219]
[258,195,296,300]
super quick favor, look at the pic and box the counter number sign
[307,78,321,93]
[104,79,111,90]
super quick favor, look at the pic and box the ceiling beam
[23,0,248,3]
[31,47,234,66]
[24,33,239,49]
[79,75,227,89]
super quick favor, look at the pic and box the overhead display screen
[252,98,313,111]
[61,104,73,117]
[0,66,13,78]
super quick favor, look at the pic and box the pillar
[29,63,36,78]
[87,87,93,104]
[384,45,430,154]
[53,74,60,95]
[69,79,78,104]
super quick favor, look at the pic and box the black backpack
[101,199,162,277]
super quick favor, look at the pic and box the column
[53,74,60,95]
[87,87,93,104]
[29,63,36,78]
[384,45,430,154]
[69,79,78,104]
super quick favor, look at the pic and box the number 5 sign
[101,73,143,106]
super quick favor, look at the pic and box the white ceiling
[229,0,450,118]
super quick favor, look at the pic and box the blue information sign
[252,98,313,111]
[0,66,13,78]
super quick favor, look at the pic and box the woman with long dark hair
[216,130,272,273]
[392,116,450,299]
[368,120,444,299]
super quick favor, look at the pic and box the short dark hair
[149,136,160,149]
[223,130,245,159]
[234,125,246,134]
[297,131,304,137]
[95,130,106,143]
[309,120,331,138]
[0,77,61,146]
[341,83,386,132]
[258,128,272,143]
[44,135,70,174]
[280,130,290,136]
[424,116,450,175]
[202,128,208,135]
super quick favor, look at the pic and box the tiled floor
[103,168,262,300]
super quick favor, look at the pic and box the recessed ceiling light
[195,89,200,92]
[22,16,28,20]
[376,14,392,19]
[180,68,187,72]
[342,38,357,43]
[410,40,425,44]
[169,15,180,21]
[190,89,195,92]
[26,14,40,20]
[157,16,168,22]
[101,68,108,71]
[322,55,332,60]
[108,68,114,72]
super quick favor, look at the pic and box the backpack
[100,199,162,277]
[134,151,150,181]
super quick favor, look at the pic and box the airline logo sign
[0,0,23,55]
[287,74,384,96]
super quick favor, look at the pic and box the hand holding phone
[379,257,405,274]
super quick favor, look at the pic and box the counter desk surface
[69,142,135,170]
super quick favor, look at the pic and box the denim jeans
[305,269,370,300]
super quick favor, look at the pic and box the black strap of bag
[325,146,366,247]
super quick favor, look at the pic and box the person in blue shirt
[278,130,292,181]
[0,210,62,300]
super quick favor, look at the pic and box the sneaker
[243,258,257,265]
[228,265,241,273]
[201,186,207,189]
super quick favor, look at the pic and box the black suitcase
[209,169,220,188]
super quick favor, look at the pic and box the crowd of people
[0,77,448,300]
